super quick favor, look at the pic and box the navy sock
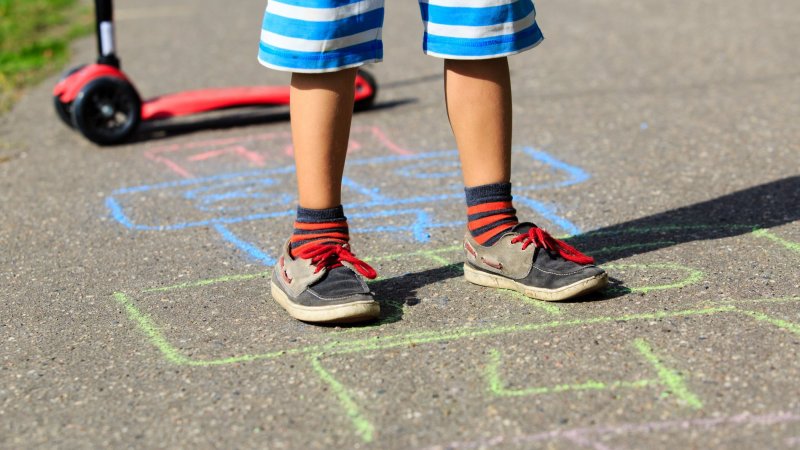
[465,182,519,246]
[290,205,349,255]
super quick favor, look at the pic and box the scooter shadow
[127,98,416,144]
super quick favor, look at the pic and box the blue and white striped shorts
[258,0,544,73]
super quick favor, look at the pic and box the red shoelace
[294,243,378,279]
[510,227,595,265]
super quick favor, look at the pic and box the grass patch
[0,0,92,112]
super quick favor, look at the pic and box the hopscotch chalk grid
[106,126,800,445]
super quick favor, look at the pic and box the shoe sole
[270,281,380,324]
[463,263,609,301]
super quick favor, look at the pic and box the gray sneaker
[463,223,608,301]
[270,240,380,323]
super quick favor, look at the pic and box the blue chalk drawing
[394,159,462,180]
[106,148,590,266]
[184,178,290,212]
[214,224,277,265]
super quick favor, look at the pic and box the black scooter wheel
[354,69,378,111]
[71,76,141,146]
[53,65,86,128]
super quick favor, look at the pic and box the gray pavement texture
[1,0,799,448]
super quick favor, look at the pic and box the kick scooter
[53,0,378,145]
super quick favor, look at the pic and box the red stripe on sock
[293,221,348,231]
[468,213,517,232]
[290,232,349,243]
[474,223,515,245]
[467,201,514,216]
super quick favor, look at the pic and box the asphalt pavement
[1,0,799,448]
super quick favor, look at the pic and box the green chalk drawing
[142,271,271,293]
[116,280,797,369]
[320,307,740,357]
[115,293,311,367]
[727,296,800,305]
[420,251,452,266]
[310,355,375,443]
[507,290,562,315]
[738,310,800,337]
[751,228,800,254]
[633,338,702,409]
[363,245,461,263]
[602,263,704,294]
[112,302,736,367]
[485,339,702,409]
[338,299,407,333]
[113,226,798,367]
[113,292,191,365]
[485,348,657,397]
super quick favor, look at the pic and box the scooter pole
[95,0,120,67]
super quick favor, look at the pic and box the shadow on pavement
[570,175,800,262]
[326,264,464,328]
[127,98,416,144]
[357,176,799,317]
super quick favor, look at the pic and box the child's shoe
[463,223,607,301]
[270,240,380,323]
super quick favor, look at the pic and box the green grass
[0,0,92,112]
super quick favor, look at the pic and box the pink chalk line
[421,411,800,450]
[366,126,414,156]
[283,138,363,157]
[186,145,266,166]
[144,125,414,179]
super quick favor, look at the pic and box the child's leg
[270,68,380,324]
[258,0,385,323]
[290,68,358,209]
[445,57,512,188]
[447,58,607,301]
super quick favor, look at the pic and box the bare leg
[444,57,512,187]
[290,68,358,209]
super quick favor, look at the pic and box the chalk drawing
[115,127,800,446]
[310,354,375,443]
[631,338,702,409]
[111,293,800,367]
[111,229,792,348]
[109,236,799,442]
[186,145,266,166]
[485,338,702,409]
[111,140,589,265]
[144,126,415,179]
[141,271,271,293]
[576,224,800,257]
[487,348,658,396]
[312,338,700,446]
[123,241,713,335]
[752,228,800,254]
[421,411,800,450]
[601,263,704,294]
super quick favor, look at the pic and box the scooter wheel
[53,65,87,128]
[71,76,141,146]
[354,69,378,111]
